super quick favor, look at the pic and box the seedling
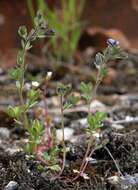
[56,83,79,177]
[7,11,54,154]
[73,39,126,181]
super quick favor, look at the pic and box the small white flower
[32,81,40,87]
[46,71,52,80]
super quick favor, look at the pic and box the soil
[0,130,137,190]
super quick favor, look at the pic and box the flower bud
[46,71,52,81]
[107,38,119,46]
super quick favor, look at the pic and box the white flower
[47,71,52,78]
[32,81,40,87]
[46,71,52,80]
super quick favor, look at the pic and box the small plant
[7,11,54,154]
[7,11,126,179]
[27,0,85,61]
[72,38,126,181]
[56,83,80,177]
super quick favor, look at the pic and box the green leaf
[87,112,106,132]
[80,82,92,94]
[104,45,127,62]
[7,106,21,120]
[94,53,104,69]
[50,146,59,156]
[27,101,38,109]
[21,39,25,49]
[95,111,107,122]
[87,114,95,130]
[18,26,28,39]
[16,81,21,90]
[63,102,72,110]
[80,82,92,102]
[28,120,44,140]
[63,95,80,110]
[56,83,72,96]
[43,152,51,161]
[27,89,39,102]
[25,143,34,153]
[9,67,22,80]
[37,30,46,38]
[34,11,47,28]
[25,41,32,50]
[17,50,24,65]
[100,67,108,77]
[47,164,61,172]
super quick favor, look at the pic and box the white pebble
[4,181,18,190]
[111,124,124,130]
[0,127,10,139]
[56,128,74,142]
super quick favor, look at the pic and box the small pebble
[56,128,74,142]
[111,124,124,130]
[90,100,107,112]
[6,148,21,155]
[4,181,18,190]
[0,127,10,139]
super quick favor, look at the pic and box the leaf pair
[56,83,72,96]
[26,120,44,153]
[28,119,44,140]
[63,95,80,110]
[7,106,21,120]
[80,82,92,103]
[9,67,22,80]
[87,112,107,133]
[27,89,40,109]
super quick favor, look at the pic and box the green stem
[72,134,93,181]
[18,47,29,129]
[92,69,102,99]
[18,28,39,128]
[58,95,66,176]
[73,68,103,181]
